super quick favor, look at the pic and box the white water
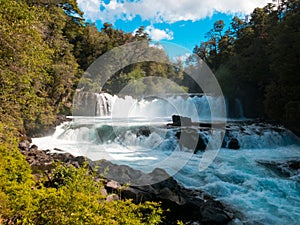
[33,93,300,224]
[74,92,228,121]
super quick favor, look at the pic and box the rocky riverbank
[19,143,240,224]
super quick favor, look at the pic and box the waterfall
[33,92,300,225]
[73,92,113,117]
[233,98,244,119]
[226,98,245,119]
[73,92,227,121]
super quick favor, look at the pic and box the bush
[0,131,163,224]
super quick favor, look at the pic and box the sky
[77,0,273,51]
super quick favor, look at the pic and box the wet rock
[257,160,300,181]
[228,138,240,150]
[136,127,151,137]
[175,128,207,153]
[172,115,192,126]
[200,201,233,224]
[94,160,235,224]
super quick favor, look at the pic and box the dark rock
[20,147,87,171]
[200,201,233,224]
[289,161,300,170]
[30,144,38,151]
[19,147,237,224]
[257,160,300,181]
[175,128,207,153]
[228,138,240,150]
[136,127,151,137]
[172,115,192,126]
[93,160,235,224]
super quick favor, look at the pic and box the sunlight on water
[33,94,300,225]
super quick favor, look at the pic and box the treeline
[0,0,184,137]
[0,1,164,223]
[193,0,300,135]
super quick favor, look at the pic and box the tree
[265,0,300,134]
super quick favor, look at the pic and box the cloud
[77,0,101,21]
[144,25,173,41]
[173,53,191,63]
[77,0,273,23]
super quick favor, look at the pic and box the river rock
[20,147,87,171]
[257,160,300,181]
[19,147,238,224]
[93,159,235,224]
[18,140,31,150]
[136,127,151,137]
[228,138,240,150]
[171,115,192,126]
[175,128,207,153]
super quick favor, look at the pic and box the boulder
[228,138,240,150]
[106,180,121,190]
[257,160,300,181]
[19,148,237,224]
[93,160,234,224]
[171,115,192,126]
[18,140,30,150]
[106,194,119,202]
[136,127,151,137]
[175,128,207,153]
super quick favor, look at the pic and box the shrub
[0,131,163,224]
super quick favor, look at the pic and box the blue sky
[77,0,272,51]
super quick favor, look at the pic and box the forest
[194,0,300,135]
[0,0,299,224]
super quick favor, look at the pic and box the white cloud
[77,0,273,23]
[174,53,191,63]
[144,25,173,41]
[77,0,101,21]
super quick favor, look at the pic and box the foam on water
[33,124,300,224]
[174,147,300,225]
[33,93,300,224]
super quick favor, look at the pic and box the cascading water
[33,92,300,225]
[73,92,240,120]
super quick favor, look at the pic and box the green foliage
[0,0,188,137]
[0,132,163,224]
[0,119,162,223]
[264,0,300,133]
[195,0,300,126]
[0,122,35,224]
[0,0,83,134]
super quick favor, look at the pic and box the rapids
[33,93,300,225]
